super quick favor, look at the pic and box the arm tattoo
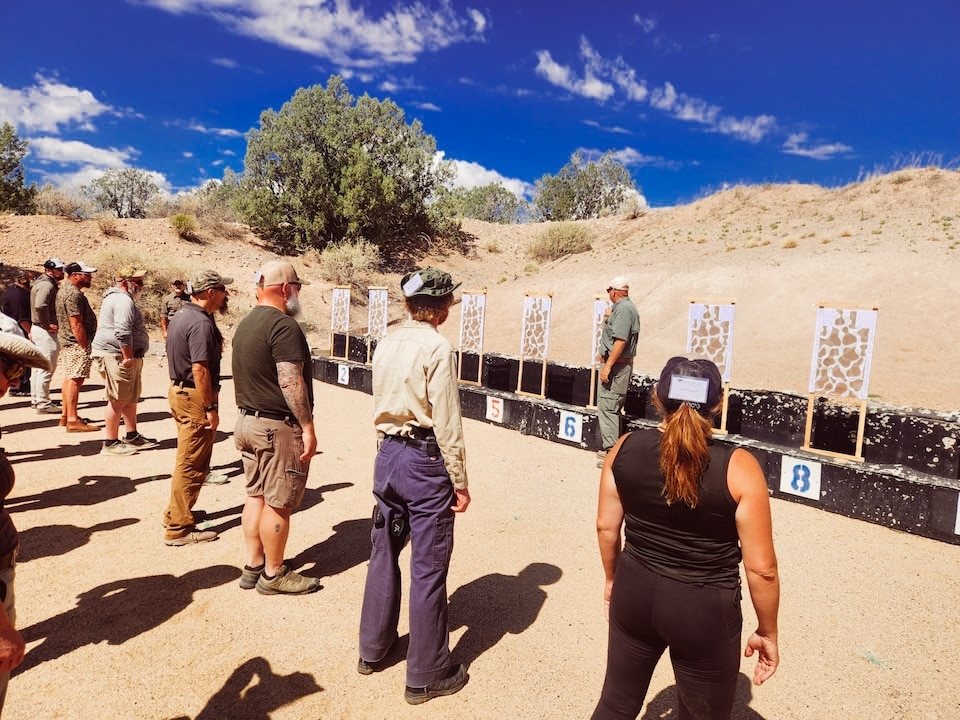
[277,361,312,426]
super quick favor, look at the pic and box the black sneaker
[358,635,398,675]
[122,433,159,449]
[404,664,468,705]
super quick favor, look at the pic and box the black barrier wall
[314,350,960,545]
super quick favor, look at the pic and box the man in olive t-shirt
[231,261,319,596]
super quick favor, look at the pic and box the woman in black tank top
[592,357,780,720]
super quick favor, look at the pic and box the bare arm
[729,448,780,685]
[596,434,627,618]
[69,315,89,350]
[278,360,316,462]
[192,361,218,431]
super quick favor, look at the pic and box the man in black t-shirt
[162,269,233,546]
[232,261,319,596]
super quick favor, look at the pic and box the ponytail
[653,395,715,507]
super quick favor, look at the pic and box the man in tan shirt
[358,267,471,705]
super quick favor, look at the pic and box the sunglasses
[1,356,26,382]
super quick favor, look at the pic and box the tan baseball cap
[255,260,309,287]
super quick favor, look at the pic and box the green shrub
[317,239,381,285]
[35,185,91,217]
[526,223,592,262]
[171,213,198,239]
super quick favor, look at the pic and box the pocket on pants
[432,515,454,570]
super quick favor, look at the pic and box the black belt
[239,407,296,423]
[172,379,196,388]
[385,433,438,450]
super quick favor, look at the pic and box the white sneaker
[101,442,138,456]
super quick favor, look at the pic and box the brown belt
[609,357,633,365]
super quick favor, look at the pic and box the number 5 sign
[558,410,583,444]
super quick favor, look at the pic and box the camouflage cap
[400,267,461,298]
[191,269,234,294]
[115,266,147,282]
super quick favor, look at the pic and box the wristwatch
[204,403,218,412]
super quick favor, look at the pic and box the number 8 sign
[779,456,821,501]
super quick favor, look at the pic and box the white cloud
[436,151,532,198]
[534,50,614,101]
[467,9,487,34]
[138,0,485,67]
[584,120,631,135]
[579,145,679,171]
[714,115,777,143]
[783,132,852,160]
[0,75,112,133]
[651,82,775,142]
[28,137,135,167]
[185,121,244,138]
[633,14,656,33]
[413,102,441,112]
[533,41,784,146]
[211,57,238,69]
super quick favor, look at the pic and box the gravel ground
[2,358,959,719]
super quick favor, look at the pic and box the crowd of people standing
[0,260,780,717]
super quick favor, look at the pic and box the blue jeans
[359,437,455,688]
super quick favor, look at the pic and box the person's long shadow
[17,518,139,561]
[7,474,166,512]
[167,656,323,720]
[448,562,562,667]
[287,518,370,579]
[202,482,353,536]
[16,564,239,673]
[639,673,767,719]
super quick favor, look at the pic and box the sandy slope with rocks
[3,166,958,413]
[1,169,959,718]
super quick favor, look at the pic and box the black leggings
[591,553,742,720]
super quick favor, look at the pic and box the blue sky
[1,0,957,207]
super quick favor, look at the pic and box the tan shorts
[94,355,143,404]
[234,414,309,509]
[59,344,92,380]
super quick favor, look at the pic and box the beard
[129,286,143,301]
[217,296,229,315]
[283,293,303,319]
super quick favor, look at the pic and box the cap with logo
[400,267,461,298]
[43,258,65,270]
[655,356,723,416]
[191,269,234,294]
[64,261,98,275]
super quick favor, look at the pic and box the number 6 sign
[558,410,583,444]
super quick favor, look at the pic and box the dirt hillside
[2,166,958,412]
